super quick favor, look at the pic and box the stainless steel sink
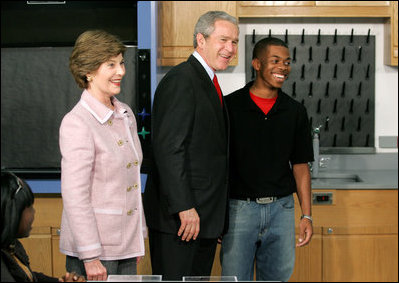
[311,173,363,183]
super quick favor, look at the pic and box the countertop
[311,169,398,189]
[26,153,397,193]
[311,153,397,190]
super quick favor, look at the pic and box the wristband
[300,215,313,223]
[83,257,99,263]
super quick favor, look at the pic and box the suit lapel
[187,55,226,138]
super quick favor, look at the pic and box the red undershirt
[249,91,278,115]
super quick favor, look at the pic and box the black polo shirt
[225,81,314,198]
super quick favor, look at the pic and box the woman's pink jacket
[59,90,146,260]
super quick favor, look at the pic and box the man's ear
[252,58,261,71]
[196,33,206,49]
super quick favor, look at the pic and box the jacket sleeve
[152,70,196,215]
[59,113,102,259]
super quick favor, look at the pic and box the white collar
[80,90,128,124]
[193,51,215,81]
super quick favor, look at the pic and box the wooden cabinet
[22,191,398,281]
[21,196,158,278]
[210,189,398,282]
[237,1,391,17]
[385,1,398,66]
[158,1,237,66]
[19,197,65,278]
[289,228,322,282]
[211,233,324,282]
[158,1,396,67]
[313,189,398,281]
[323,226,398,282]
[51,228,66,278]
[290,189,398,282]
[19,226,53,276]
[137,238,153,276]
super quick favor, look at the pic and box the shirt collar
[243,81,288,112]
[80,90,128,124]
[193,51,215,81]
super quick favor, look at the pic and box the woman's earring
[87,76,92,82]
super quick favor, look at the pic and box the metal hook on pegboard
[317,29,321,45]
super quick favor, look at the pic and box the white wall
[157,17,398,153]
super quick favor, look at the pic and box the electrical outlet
[312,192,333,205]
[379,136,397,148]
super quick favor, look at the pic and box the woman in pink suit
[59,30,146,281]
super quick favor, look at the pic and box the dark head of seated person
[1,171,85,282]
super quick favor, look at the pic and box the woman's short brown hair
[69,30,126,89]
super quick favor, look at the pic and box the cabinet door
[19,226,53,276]
[159,1,237,66]
[33,197,63,227]
[385,1,398,66]
[51,228,66,278]
[289,229,322,282]
[323,226,398,282]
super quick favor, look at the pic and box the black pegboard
[245,31,375,148]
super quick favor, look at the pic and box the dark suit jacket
[143,55,229,238]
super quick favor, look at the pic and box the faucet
[311,124,322,178]
[311,118,331,178]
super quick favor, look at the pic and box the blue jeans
[221,195,295,282]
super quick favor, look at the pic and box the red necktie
[213,74,223,106]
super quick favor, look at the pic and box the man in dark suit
[143,11,239,280]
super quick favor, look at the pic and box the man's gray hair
[193,11,239,48]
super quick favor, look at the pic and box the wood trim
[237,6,391,17]
[323,225,398,235]
[384,2,398,65]
[394,1,398,48]
[315,1,390,7]
[238,1,390,7]
[29,226,51,235]
[295,226,323,234]
[239,1,315,7]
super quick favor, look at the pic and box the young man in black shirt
[221,37,314,282]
